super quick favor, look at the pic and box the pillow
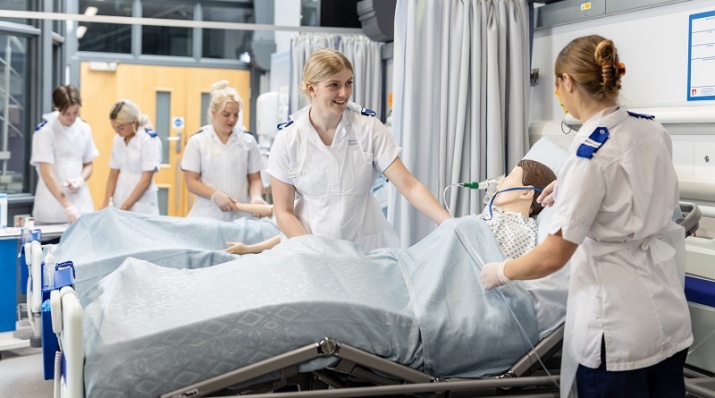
[521,137,569,238]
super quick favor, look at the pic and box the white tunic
[30,113,99,224]
[181,124,262,221]
[109,127,162,215]
[549,106,692,396]
[266,105,400,252]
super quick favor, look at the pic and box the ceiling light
[76,26,87,39]
[84,6,98,16]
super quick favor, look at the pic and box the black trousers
[576,337,688,398]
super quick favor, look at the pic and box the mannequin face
[57,104,80,127]
[492,166,529,208]
[307,68,353,118]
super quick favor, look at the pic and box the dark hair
[52,85,82,113]
[517,159,556,217]
[554,35,626,101]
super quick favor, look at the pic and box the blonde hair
[299,49,353,99]
[208,80,244,123]
[554,35,626,102]
[109,99,151,128]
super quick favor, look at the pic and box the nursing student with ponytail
[102,99,162,215]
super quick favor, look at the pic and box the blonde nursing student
[181,80,266,221]
[102,100,162,214]
[266,49,450,252]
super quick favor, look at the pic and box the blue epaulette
[277,119,293,130]
[192,128,204,136]
[34,119,48,131]
[627,111,655,120]
[145,128,158,138]
[576,127,610,159]
[355,107,376,117]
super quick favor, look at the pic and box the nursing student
[102,100,162,214]
[482,35,692,397]
[181,80,267,221]
[266,49,451,252]
[30,84,99,224]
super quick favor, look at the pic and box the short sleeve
[141,137,162,172]
[82,124,100,163]
[548,156,606,244]
[245,135,262,175]
[181,135,202,173]
[30,128,55,166]
[370,119,400,172]
[108,136,121,169]
[265,132,291,184]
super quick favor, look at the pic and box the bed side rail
[681,202,702,237]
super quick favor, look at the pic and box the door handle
[167,131,182,153]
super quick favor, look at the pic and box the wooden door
[80,63,251,216]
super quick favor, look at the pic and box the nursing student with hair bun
[102,99,162,214]
[181,80,268,222]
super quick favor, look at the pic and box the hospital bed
[46,138,701,398]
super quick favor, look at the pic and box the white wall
[274,0,301,54]
[530,0,715,123]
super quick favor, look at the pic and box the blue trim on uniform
[360,107,376,117]
[277,119,293,130]
[191,128,204,137]
[145,128,158,137]
[627,111,655,120]
[576,127,610,159]
[685,275,715,307]
[34,119,48,131]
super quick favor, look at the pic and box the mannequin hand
[65,177,85,193]
[536,180,557,207]
[225,241,250,255]
[211,190,236,212]
[482,260,511,290]
[64,205,80,224]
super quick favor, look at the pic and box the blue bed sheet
[53,208,280,295]
[81,216,541,398]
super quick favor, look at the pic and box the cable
[442,183,559,389]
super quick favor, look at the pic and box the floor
[0,325,54,398]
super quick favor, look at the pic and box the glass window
[53,0,63,34]
[0,0,31,25]
[77,0,132,54]
[202,4,253,60]
[0,35,30,194]
[142,1,193,57]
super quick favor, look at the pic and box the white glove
[211,190,235,212]
[482,260,512,290]
[64,205,80,224]
[65,177,85,193]
[536,180,557,208]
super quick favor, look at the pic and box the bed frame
[50,202,706,398]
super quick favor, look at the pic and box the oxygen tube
[442,181,560,390]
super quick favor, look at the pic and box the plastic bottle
[0,193,7,230]
[43,245,56,291]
